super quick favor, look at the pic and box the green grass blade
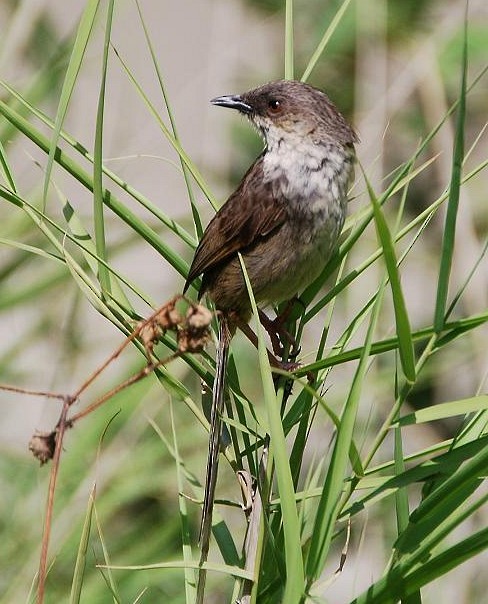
[0,77,196,247]
[112,45,216,209]
[43,0,100,208]
[94,505,122,603]
[433,10,468,332]
[366,175,416,382]
[351,525,488,604]
[284,0,294,79]
[394,428,410,535]
[301,0,353,82]
[0,237,63,264]
[292,310,488,377]
[69,486,95,604]
[239,254,305,603]
[0,98,190,278]
[0,184,147,309]
[93,0,114,295]
[134,0,202,238]
[395,395,488,426]
[395,446,488,561]
[0,138,17,192]
[305,279,385,585]
[341,436,488,520]
[402,525,488,594]
[169,403,197,603]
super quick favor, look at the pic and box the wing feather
[184,158,287,292]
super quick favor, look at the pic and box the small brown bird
[184,79,357,591]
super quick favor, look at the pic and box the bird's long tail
[197,315,231,601]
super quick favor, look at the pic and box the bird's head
[211,79,357,149]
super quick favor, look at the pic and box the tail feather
[197,316,231,602]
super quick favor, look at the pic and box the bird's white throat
[261,125,352,206]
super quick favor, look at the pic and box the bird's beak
[210,94,252,114]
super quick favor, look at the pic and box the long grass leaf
[305,279,385,584]
[284,0,294,79]
[0,138,17,192]
[301,0,353,82]
[93,0,114,295]
[0,77,196,247]
[433,10,468,331]
[168,402,197,603]
[43,0,100,208]
[134,0,202,238]
[58,193,135,310]
[239,254,305,603]
[111,45,216,209]
[396,395,488,426]
[0,98,190,278]
[69,486,95,604]
[366,175,415,382]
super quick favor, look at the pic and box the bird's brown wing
[184,160,287,292]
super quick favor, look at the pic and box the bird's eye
[268,99,281,113]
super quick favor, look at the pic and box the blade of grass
[94,505,122,604]
[284,0,294,79]
[0,137,17,192]
[0,237,63,263]
[305,277,386,586]
[43,0,100,208]
[301,0,353,82]
[395,447,488,561]
[101,560,253,580]
[0,184,150,309]
[351,523,488,604]
[394,485,488,581]
[69,486,96,604]
[365,172,415,382]
[293,308,488,377]
[168,402,197,603]
[239,254,305,603]
[434,9,468,332]
[0,98,190,278]
[58,192,135,310]
[111,44,217,209]
[402,525,488,593]
[134,0,202,238]
[93,0,115,296]
[395,395,488,426]
[0,77,196,247]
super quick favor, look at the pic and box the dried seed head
[186,304,213,329]
[29,430,56,465]
[177,304,212,353]
[155,302,183,331]
[138,299,186,357]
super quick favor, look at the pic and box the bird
[183,79,357,595]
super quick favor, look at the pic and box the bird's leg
[231,312,299,372]
[258,298,301,358]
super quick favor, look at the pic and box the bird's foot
[258,304,300,359]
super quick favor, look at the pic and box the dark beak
[210,94,252,114]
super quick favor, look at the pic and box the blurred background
[0,0,487,602]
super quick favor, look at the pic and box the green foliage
[0,1,487,603]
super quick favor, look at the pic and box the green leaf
[305,279,385,585]
[240,254,305,603]
[69,486,95,604]
[93,0,114,295]
[366,175,416,382]
[434,13,468,332]
[396,395,488,426]
[43,0,100,208]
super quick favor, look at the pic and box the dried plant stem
[37,397,72,604]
